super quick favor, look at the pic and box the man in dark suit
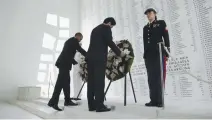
[143,8,170,107]
[48,33,86,111]
[86,17,125,112]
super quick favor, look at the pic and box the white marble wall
[80,0,212,101]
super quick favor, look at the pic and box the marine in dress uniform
[48,33,86,111]
[143,8,170,107]
[86,17,125,112]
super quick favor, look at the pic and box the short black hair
[75,32,83,37]
[103,17,116,26]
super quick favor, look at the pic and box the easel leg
[76,81,86,99]
[129,71,137,103]
[104,80,112,101]
[48,79,51,99]
[124,74,127,106]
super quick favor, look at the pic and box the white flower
[125,57,129,61]
[112,69,118,74]
[107,62,112,68]
[107,56,113,61]
[125,55,133,61]
[106,69,110,75]
[115,60,120,65]
[113,61,118,66]
[123,49,130,55]
[110,73,116,80]
[110,49,114,52]
[123,43,129,48]
[119,66,124,73]
[117,57,122,62]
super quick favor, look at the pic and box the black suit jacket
[86,24,121,62]
[143,20,170,58]
[55,37,86,70]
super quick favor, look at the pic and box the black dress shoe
[96,105,111,112]
[88,103,96,111]
[64,100,78,106]
[48,102,63,111]
[70,98,81,101]
[145,102,157,107]
[89,108,96,111]
[156,103,163,107]
[52,105,63,111]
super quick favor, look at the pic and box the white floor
[11,97,212,119]
[0,102,41,119]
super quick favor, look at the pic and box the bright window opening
[46,13,57,27]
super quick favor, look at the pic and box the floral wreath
[106,40,134,81]
[78,56,88,82]
[79,40,134,82]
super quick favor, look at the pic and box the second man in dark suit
[86,17,125,112]
[48,33,86,111]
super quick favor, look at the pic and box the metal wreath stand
[72,64,137,106]
[104,62,137,106]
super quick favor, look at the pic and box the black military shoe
[88,102,96,111]
[156,103,163,107]
[64,100,78,106]
[89,107,96,111]
[96,105,111,112]
[145,102,158,107]
[48,102,63,111]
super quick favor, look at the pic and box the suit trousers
[50,68,71,105]
[145,52,165,104]
[87,61,106,109]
